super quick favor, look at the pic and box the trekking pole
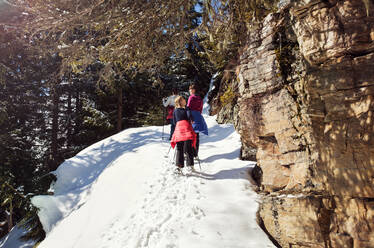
[172,147,177,166]
[197,156,201,171]
[167,145,172,155]
[164,145,172,158]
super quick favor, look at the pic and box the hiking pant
[176,140,194,167]
[167,119,175,140]
[193,133,200,157]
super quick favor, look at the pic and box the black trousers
[167,119,176,140]
[176,140,194,167]
[193,133,200,157]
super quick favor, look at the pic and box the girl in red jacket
[170,96,196,172]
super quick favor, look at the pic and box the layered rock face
[227,0,374,247]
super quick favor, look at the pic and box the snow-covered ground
[1,103,274,248]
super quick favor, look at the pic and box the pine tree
[0,0,216,242]
[0,24,53,242]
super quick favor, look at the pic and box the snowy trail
[1,109,274,248]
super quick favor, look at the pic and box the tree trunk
[6,203,13,233]
[51,82,59,171]
[117,87,123,132]
[66,88,72,147]
[75,90,82,133]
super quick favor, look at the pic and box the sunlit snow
[1,84,274,248]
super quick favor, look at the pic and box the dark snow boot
[174,166,183,175]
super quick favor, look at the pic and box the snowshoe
[174,167,184,175]
[186,166,196,173]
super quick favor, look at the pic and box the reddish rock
[218,0,374,246]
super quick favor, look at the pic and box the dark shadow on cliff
[256,210,282,248]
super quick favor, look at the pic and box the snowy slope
[1,104,274,248]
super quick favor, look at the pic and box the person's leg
[176,141,184,167]
[194,133,200,157]
[184,140,194,167]
[170,120,175,140]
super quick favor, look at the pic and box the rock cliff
[212,0,374,247]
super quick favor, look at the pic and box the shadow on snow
[187,166,252,181]
[202,149,240,163]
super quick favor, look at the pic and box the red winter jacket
[170,120,196,149]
